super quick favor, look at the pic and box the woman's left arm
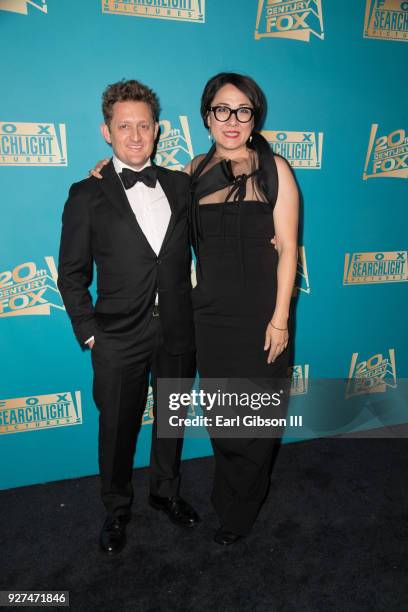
[264,156,299,363]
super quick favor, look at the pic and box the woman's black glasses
[209,106,254,123]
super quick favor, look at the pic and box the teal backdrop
[0,0,407,490]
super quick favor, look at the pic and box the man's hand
[85,336,95,349]
[89,158,110,179]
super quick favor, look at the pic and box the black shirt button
[157,258,162,265]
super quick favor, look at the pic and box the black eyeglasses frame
[209,106,255,123]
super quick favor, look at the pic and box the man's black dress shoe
[148,494,200,527]
[99,515,129,555]
[213,527,243,546]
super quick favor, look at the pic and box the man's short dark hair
[102,79,160,126]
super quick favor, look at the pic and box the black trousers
[91,315,196,518]
[195,319,291,536]
[209,436,280,535]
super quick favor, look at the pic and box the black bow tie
[119,166,158,189]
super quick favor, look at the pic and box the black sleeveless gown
[191,154,291,535]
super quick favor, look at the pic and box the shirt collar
[112,155,152,175]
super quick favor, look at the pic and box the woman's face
[207,84,254,154]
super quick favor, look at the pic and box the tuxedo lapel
[99,159,156,256]
[156,167,179,255]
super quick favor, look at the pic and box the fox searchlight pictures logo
[255,0,324,42]
[142,386,155,426]
[0,391,82,435]
[102,0,205,23]
[142,385,196,426]
[0,0,47,14]
[343,251,408,285]
[0,122,67,167]
[294,246,311,295]
[262,129,324,169]
[364,0,408,41]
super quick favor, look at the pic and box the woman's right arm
[89,158,110,179]
[89,155,203,179]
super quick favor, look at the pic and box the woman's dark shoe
[213,527,243,545]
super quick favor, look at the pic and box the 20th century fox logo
[364,0,408,41]
[0,257,64,317]
[0,0,47,14]
[289,364,310,396]
[255,0,324,41]
[0,392,82,435]
[102,0,205,23]
[262,130,323,168]
[364,125,408,179]
[0,122,67,166]
[346,350,397,399]
[155,116,194,171]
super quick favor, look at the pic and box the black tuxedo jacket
[57,160,195,355]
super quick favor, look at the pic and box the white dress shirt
[85,157,171,345]
[113,156,171,255]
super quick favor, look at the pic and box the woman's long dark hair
[199,72,278,203]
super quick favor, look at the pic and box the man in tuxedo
[57,79,198,555]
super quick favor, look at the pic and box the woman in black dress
[185,73,299,545]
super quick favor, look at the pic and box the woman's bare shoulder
[274,154,297,185]
[274,154,291,173]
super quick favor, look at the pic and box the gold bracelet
[269,321,288,331]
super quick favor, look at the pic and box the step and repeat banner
[0,1,407,489]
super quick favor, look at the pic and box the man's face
[101,100,159,169]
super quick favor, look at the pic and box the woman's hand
[89,158,110,179]
[264,321,289,364]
